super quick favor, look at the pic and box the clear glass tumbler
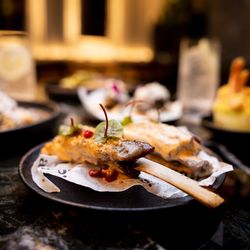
[177,38,220,116]
[0,31,37,100]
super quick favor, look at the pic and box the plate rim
[201,115,250,134]
[45,81,77,96]
[18,143,226,211]
[0,100,61,135]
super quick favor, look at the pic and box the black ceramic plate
[0,101,61,152]
[202,115,250,136]
[201,115,250,164]
[19,144,225,211]
[45,82,80,103]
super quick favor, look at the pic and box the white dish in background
[78,87,183,123]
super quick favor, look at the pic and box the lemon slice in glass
[0,45,32,81]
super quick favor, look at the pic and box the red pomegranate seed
[88,169,104,178]
[104,169,118,182]
[82,130,93,138]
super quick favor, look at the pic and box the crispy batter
[124,121,200,160]
[123,121,212,177]
[42,126,154,170]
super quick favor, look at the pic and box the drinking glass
[0,31,37,100]
[177,38,220,117]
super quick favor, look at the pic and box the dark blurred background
[0,0,250,94]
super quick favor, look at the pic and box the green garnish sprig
[121,115,133,126]
[58,117,82,136]
[120,99,147,126]
[94,104,123,143]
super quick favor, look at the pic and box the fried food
[124,121,200,160]
[213,57,250,131]
[41,126,154,171]
[123,121,212,178]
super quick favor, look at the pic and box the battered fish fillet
[124,122,200,159]
[41,126,154,170]
[123,121,212,177]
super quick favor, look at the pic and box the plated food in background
[59,70,105,90]
[212,57,250,132]
[0,91,49,131]
[133,82,170,112]
[200,57,250,165]
[0,90,61,151]
[130,82,182,122]
[201,113,250,166]
[78,81,182,123]
[45,70,108,103]
[19,105,232,209]
[45,70,103,103]
[78,78,129,119]
[98,78,129,109]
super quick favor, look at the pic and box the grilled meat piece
[41,126,154,170]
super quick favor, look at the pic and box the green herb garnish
[94,119,123,143]
[121,116,132,126]
[94,104,123,143]
[59,125,75,136]
[58,118,82,136]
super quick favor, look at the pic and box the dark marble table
[0,105,250,250]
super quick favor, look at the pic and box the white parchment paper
[31,151,233,199]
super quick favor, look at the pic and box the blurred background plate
[201,115,250,165]
[0,101,61,155]
[78,87,182,125]
[82,101,182,125]
[45,81,80,104]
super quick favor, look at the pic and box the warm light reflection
[63,0,81,43]
[27,0,163,63]
[26,0,46,42]
[33,37,153,63]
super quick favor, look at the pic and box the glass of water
[177,38,221,117]
[0,31,37,100]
